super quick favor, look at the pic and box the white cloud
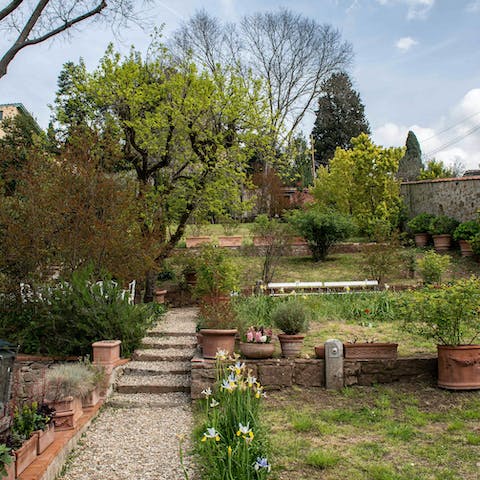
[395,36,418,52]
[372,88,480,171]
[466,0,480,13]
[376,0,435,20]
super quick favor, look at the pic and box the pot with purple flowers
[239,326,275,359]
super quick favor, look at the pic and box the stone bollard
[324,339,344,390]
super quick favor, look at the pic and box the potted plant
[400,277,480,390]
[428,215,459,252]
[407,213,435,247]
[0,444,14,480]
[453,220,480,257]
[44,362,94,430]
[198,300,238,359]
[343,337,398,360]
[80,358,106,411]
[34,403,56,455]
[271,300,310,358]
[239,326,275,359]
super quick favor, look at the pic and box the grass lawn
[264,383,480,480]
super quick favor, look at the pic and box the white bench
[266,280,379,296]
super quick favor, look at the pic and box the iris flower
[201,427,220,442]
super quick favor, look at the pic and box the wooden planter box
[344,343,398,360]
[14,434,37,476]
[48,396,83,431]
[36,422,55,455]
[82,386,101,411]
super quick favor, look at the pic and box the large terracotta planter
[437,345,480,390]
[14,434,37,476]
[414,233,429,247]
[185,236,211,248]
[432,234,452,252]
[82,386,101,411]
[239,342,275,359]
[278,334,305,358]
[48,396,83,431]
[1,459,15,480]
[459,240,474,257]
[200,329,237,359]
[314,345,325,359]
[344,342,398,360]
[218,236,243,247]
[36,422,55,455]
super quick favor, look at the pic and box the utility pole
[310,134,316,181]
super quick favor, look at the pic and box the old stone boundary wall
[191,356,437,399]
[401,176,480,221]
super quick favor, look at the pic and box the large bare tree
[171,8,353,150]
[0,0,141,78]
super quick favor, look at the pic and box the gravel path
[59,308,198,480]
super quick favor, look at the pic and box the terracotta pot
[432,234,452,252]
[278,334,305,358]
[459,239,474,257]
[414,233,429,247]
[239,342,275,359]
[1,457,15,480]
[82,386,101,410]
[218,236,243,247]
[154,289,167,304]
[36,422,55,455]
[48,396,83,431]
[437,345,480,390]
[343,343,398,360]
[200,329,237,359]
[253,236,269,247]
[185,236,211,248]
[314,345,325,359]
[14,434,37,476]
[196,332,203,352]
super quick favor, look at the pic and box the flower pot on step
[432,234,452,252]
[344,342,398,360]
[154,289,167,304]
[48,396,83,431]
[36,422,55,455]
[437,345,480,390]
[200,329,237,359]
[278,334,305,358]
[14,435,37,476]
[239,342,275,359]
[92,340,121,374]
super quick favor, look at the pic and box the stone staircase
[108,307,197,408]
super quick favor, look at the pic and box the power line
[419,110,480,143]
[424,122,480,157]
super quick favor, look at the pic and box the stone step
[140,336,197,350]
[116,374,191,394]
[124,361,191,376]
[107,392,191,408]
[146,330,197,338]
[133,348,196,362]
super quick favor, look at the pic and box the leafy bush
[231,295,275,336]
[198,299,238,330]
[471,233,480,256]
[428,215,459,235]
[271,300,309,335]
[288,208,354,261]
[417,250,450,285]
[0,444,13,477]
[398,277,480,346]
[362,233,402,284]
[406,213,435,234]
[453,220,480,241]
[0,266,157,357]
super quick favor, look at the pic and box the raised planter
[92,340,121,374]
[14,434,37,476]
[239,342,275,359]
[344,343,398,360]
[432,234,452,252]
[414,233,429,247]
[186,236,211,248]
[36,422,55,455]
[459,239,474,257]
[278,334,305,358]
[82,386,101,411]
[218,236,243,247]
[200,329,237,359]
[437,345,480,390]
[48,396,83,431]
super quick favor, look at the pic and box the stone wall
[401,176,480,221]
[190,355,437,398]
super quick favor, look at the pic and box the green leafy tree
[397,130,423,181]
[419,159,455,179]
[51,43,266,301]
[311,72,370,167]
[312,134,404,237]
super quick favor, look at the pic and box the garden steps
[116,373,191,394]
[140,336,197,349]
[133,347,196,362]
[107,392,191,408]
[123,360,191,375]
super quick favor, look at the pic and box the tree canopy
[311,72,370,168]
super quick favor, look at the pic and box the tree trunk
[143,269,157,303]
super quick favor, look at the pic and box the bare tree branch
[0,0,23,22]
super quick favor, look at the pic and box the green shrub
[453,220,480,241]
[428,215,459,235]
[0,265,157,357]
[288,208,354,261]
[44,362,95,401]
[271,300,309,335]
[417,250,450,284]
[471,233,480,256]
[0,444,13,477]
[231,295,275,336]
[406,213,435,234]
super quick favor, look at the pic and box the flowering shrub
[245,326,273,344]
[195,352,271,479]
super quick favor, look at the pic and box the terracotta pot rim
[344,342,398,347]
[278,333,305,340]
[200,328,238,335]
[437,344,480,350]
[432,234,452,238]
[239,341,274,346]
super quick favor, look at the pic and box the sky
[1,0,480,170]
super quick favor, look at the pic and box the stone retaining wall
[191,356,437,398]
